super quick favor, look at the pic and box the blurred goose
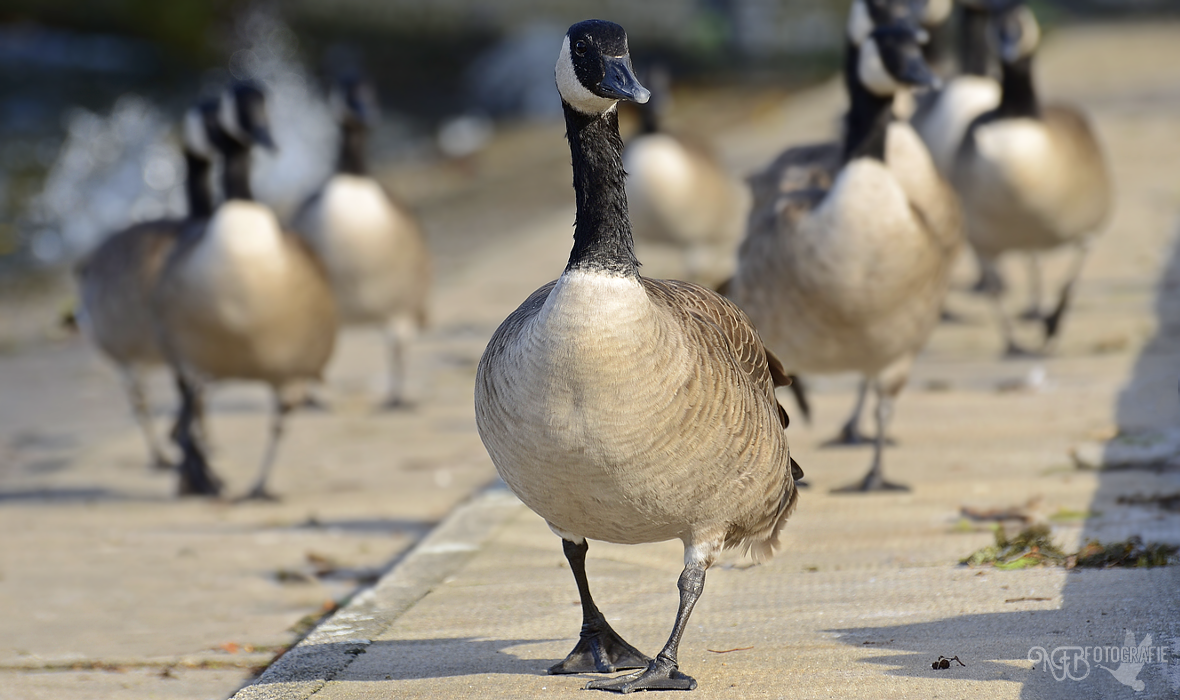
[729,18,961,492]
[622,67,749,287]
[475,21,799,692]
[73,99,218,470]
[294,77,431,408]
[912,0,1006,179]
[954,3,1111,354]
[156,81,337,498]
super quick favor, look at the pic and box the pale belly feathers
[476,271,778,546]
[162,200,336,383]
[299,174,427,324]
[739,154,950,375]
[958,116,1109,256]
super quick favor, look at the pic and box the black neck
[842,39,860,106]
[995,55,1039,119]
[220,138,254,201]
[843,68,894,163]
[638,101,660,135]
[183,151,214,219]
[562,103,639,277]
[337,123,367,175]
[923,17,954,75]
[959,6,992,76]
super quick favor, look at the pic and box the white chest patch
[191,201,286,280]
[973,118,1052,192]
[919,76,1001,177]
[318,175,400,242]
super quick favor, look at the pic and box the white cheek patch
[555,36,618,115]
[182,108,213,159]
[1015,6,1041,59]
[858,37,902,97]
[923,0,952,27]
[218,90,248,144]
[846,0,872,46]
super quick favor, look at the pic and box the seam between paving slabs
[230,481,524,700]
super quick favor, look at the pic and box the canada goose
[728,18,961,492]
[156,81,338,498]
[73,99,219,470]
[474,21,800,692]
[294,77,431,408]
[954,3,1111,354]
[622,67,749,287]
[912,0,1006,179]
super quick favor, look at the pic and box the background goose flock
[6,0,1179,697]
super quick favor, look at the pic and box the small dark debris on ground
[961,524,1178,569]
[1117,492,1180,512]
[932,655,965,670]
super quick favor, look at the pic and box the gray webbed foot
[585,655,696,693]
[549,613,648,675]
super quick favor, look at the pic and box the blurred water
[27,96,184,265]
[226,7,336,223]
[22,7,339,267]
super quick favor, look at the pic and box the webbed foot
[585,655,696,693]
[549,613,648,675]
[831,472,910,493]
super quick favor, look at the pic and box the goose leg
[549,539,649,675]
[1042,242,1091,350]
[972,256,1005,296]
[173,376,222,497]
[825,379,870,445]
[983,260,1036,358]
[241,392,292,501]
[1018,254,1043,321]
[119,366,171,470]
[586,563,704,692]
[169,374,207,452]
[785,374,811,424]
[381,318,413,410]
[833,383,909,492]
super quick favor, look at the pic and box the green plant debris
[962,526,1179,570]
[1074,536,1178,568]
[961,524,1069,569]
[1048,508,1097,522]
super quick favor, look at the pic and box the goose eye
[574,40,588,56]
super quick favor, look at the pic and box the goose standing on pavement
[156,81,338,498]
[954,3,1110,355]
[729,17,961,492]
[475,21,800,692]
[294,77,431,408]
[623,67,749,287]
[73,99,219,470]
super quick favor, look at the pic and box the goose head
[995,3,1040,65]
[848,0,928,46]
[182,98,219,161]
[555,20,650,116]
[858,22,940,97]
[331,75,380,130]
[217,81,276,151]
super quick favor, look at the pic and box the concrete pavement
[1,19,1179,700]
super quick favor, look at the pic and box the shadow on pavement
[0,486,169,503]
[254,638,561,685]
